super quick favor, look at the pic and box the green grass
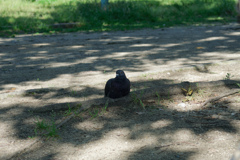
[64,104,73,116]
[224,73,234,80]
[34,117,59,138]
[87,100,109,119]
[0,0,238,36]
[131,90,146,109]
[35,118,49,131]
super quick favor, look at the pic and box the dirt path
[0,23,240,160]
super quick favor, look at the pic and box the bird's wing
[127,78,130,92]
[110,81,122,98]
[105,79,113,97]
[123,78,130,95]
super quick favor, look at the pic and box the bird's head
[116,70,126,80]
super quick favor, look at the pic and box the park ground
[0,23,240,160]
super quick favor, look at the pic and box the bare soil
[1,23,240,160]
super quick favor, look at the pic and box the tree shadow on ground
[0,17,240,159]
[0,23,240,91]
[1,79,240,160]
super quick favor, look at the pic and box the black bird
[105,70,130,99]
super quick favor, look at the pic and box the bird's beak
[116,74,119,77]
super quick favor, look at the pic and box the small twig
[201,89,240,107]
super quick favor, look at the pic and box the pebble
[178,103,186,108]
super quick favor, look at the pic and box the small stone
[212,115,218,119]
[178,103,186,108]
[136,112,145,115]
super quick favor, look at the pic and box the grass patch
[131,90,146,109]
[87,100,109,119]
[0,0,238,36]
[34,118,59,138]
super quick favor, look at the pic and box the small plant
[236,83,240,87]
[35,118,49,130]
[28,109,34,115]
[71,90,77,96]
[73,103,82,116]
[167,91,174,102]
[131,92,140,105]
[141,74,147,78]
[87,101,109,119]
[155,91,161,105]
[89,108,100,119]
[50,110,56,118]
[131,90,145,109]
[101,99,109,114]
[25,91,36,96]
[139,99,145,110]
[34,118,59,138]
[224,73,234,80]
[34,118,48,136]
[64,104,72,116]
[45,121,58,139]
[28,136,35,139]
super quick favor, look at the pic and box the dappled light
[1,25,240,91]
[0,23,240,159]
